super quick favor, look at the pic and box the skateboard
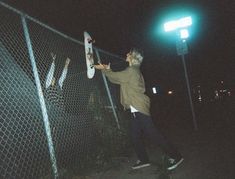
[84,31,95,79]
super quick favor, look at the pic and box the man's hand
[94,63,110,70]
[65,58,71,68]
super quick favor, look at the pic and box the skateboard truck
[88,38,95,44]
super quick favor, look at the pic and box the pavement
[75,100,235,179]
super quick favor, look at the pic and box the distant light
[220,89,227,92]
[168,90,173,95]
[215,90,219,99]
[164,16,192,32]
[152,87,157,94]
[180,29,189,39]
[198,95,202,102]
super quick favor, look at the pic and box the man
[94,48,183,170]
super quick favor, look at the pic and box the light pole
[164,16,198,131]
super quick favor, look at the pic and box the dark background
[2,0,235,93]
[1,2,235,178]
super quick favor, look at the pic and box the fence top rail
[0,1,124,61]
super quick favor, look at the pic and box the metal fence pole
[95,49,120,129]
[21,15,59,178]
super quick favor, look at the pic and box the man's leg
[130,113,149,163]
[139,113,182,161]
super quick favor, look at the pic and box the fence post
[21,15,59,178]
[95,49,120,129]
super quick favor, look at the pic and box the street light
[164,16,192,32]
[164,16,198,131]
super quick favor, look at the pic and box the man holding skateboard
[94,48,183,170]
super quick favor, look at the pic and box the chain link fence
[0,2,131,179]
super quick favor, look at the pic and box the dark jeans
[130,112,182,163]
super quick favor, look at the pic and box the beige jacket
[103,66,150,116]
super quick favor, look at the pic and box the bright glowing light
[164,16,192,32]
[178,16,192,27]
[180,29,189,39]
[164,20,178,32]
[168,90,173,94]
[198,95,202,102]
[152,87,157,94]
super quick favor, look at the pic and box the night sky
[3,0,235,91]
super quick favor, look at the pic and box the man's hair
[130,48,144,65]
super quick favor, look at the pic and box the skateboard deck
[84,31,95,79]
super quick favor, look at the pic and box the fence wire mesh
[0,3,131,179]
[0,5,53,179]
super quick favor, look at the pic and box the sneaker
[132,160,151,170]
[167,158,184,170]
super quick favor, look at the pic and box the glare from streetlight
[164,16,192,32]
[180,29,189,39]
